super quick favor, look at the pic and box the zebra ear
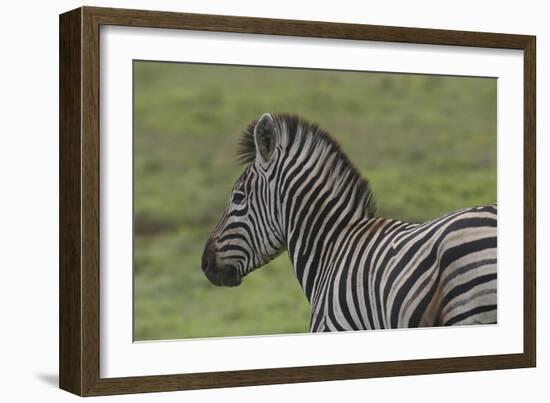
[254,113,276,162]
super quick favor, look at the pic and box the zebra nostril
[202,240,216,273]
[201,248,209,273]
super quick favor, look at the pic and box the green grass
[133,62,496,340]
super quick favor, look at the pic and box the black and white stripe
[202,113,497,330]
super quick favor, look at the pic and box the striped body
[202,113,497,331]
[300,206,497,331]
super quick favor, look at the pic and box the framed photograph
[59,6,536,396]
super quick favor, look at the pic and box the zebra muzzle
[201,240,242,287]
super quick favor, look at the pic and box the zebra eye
[232,191,245,205]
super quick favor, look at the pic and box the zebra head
[202,113,285,287]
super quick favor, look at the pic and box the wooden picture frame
[59,6,536,396]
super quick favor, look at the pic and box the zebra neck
[282,172,372,303]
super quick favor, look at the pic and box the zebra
[202,113,497,331]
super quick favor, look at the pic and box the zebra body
[202,113,497,331]
[303,207,497,331]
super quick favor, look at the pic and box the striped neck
[272,117,375,302]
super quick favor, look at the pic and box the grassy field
[133,61,497,341]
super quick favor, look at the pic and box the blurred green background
[133,61,496,341]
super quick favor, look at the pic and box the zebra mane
[237,114,376,217]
